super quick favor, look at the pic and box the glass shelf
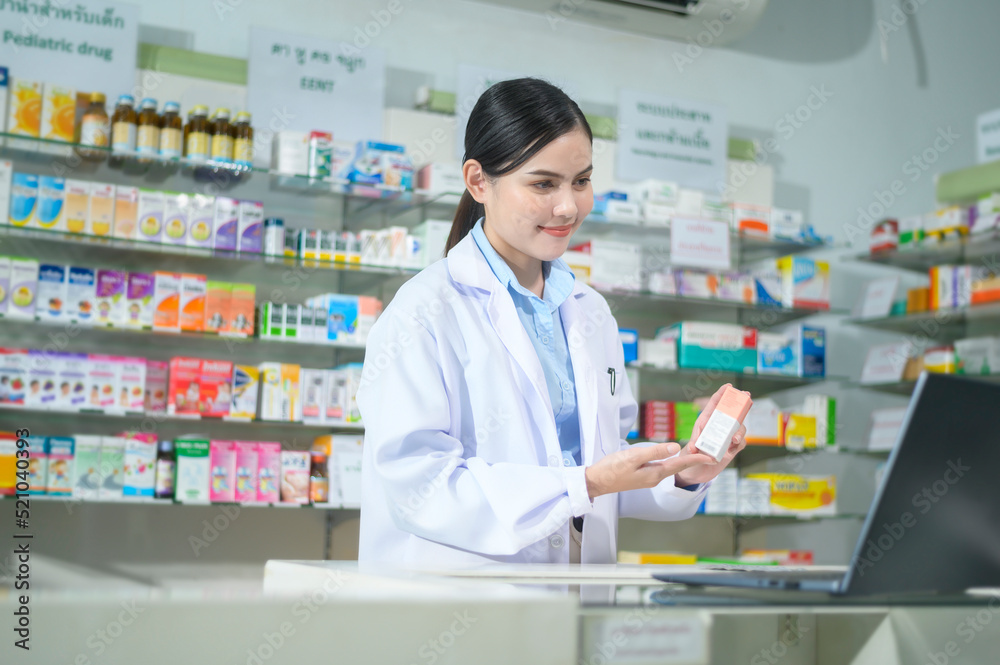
[847,231,1000,273]
[853,373,1000,395]
[694,513,867,522]
[1,405,364,434]
[630,364,843,389]
[601,289,838,326]
[845,302,1000,337]
[1,494,360,510]
[0,317,368,356]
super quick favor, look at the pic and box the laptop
[655,372,1000,596]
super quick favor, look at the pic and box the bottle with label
[210,108,234,163]
[309,451,329,504]
[136,98,160,158]
[154,439,175,500]
[159,101,183,159]
[183,104,210,162]
[111,94,137,154]
[77,92,109,161]
[232,111,253,168]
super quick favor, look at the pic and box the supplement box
[209,440,236,503]
[174,438,211,504]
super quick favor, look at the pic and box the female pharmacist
[357,78,747,566]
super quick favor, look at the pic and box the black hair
[446,78,592,254]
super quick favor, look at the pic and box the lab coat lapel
[560,288,600,466]
[448,234,557,431]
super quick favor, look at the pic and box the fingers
[633,441,681,463]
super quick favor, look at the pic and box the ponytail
[445,190,483,255]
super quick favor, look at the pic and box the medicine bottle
[184,104,210,161]
[136,98,160,157]
[309,451,329,504]
[210,107,234,162]
[232,111,253,168]
[77,92,109,160]
[111,94,137,154]
[159,101,183,158]
[154,440,175,500]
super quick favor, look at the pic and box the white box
[238,200,263,254]
[324,369,347,423]
[213,196,239,252]
[119,357,146,414]
[332,434,364,507]
[955,336,1000,376]
[66,266,96,325]
[97,436,126,500]
[0,256,8,316]
[26,350,58,410]
[57,352,89,412]
[770,208,803,240]
[411,219,451,268]
[300,369,325,424]
[590,240,642,291]
[187,193,215,249]
[637,338,677,369]
[73,435,103,499]
[136,189,165,243]
[36,264,68,322]
[629,179,679,206]
[272,131,309,176]
[7,258,38,321]
[416,163,464,195]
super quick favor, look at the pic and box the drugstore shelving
[629,363,845,390]
[1,493,361,510]
[849,372,1000,395]
[843,303,1000,338]
[847,231,1000,273]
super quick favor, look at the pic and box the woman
[358,78,747,566]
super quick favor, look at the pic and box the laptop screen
[842,372,1000,596]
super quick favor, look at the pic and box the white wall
[131,0,1000,244]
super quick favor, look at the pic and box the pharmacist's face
[477,127,593,263]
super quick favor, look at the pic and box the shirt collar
[470,217,575,308]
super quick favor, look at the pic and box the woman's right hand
[584,442,717,500]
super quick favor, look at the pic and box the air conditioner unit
[472,0,768,45]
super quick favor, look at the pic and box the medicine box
[145,360,168,413]
[88,354,120,411]
[209,440,236,503]
[57,352,89,411]
[64,179,89,234]
[213,196,239,252]
[280,450,310,504]
[40,84,75,149]
[179,273,206,332]
[9,172,38,228]
[88,183,115,237]
[27,436,48,493]
[124,272,154,329]
[0,347,27,406]
[119,356,146,413]
[167,356,202,416]
[227,283,255,335]
[97,435,125,500]
[199,359,232,418]
[230,365,259,420]
[73,435,102,499]
[8,257,38,320]
[204,281,231,334]
[238,200,263,253]
[113,186,139,240]
[137,189,165,243]
[658,322,757,373]
[955,336,1000,376]
[36,263,67,322]
[67,266,96,324]
[163,192,190,246]
[122,432,156,497]
[46,436,74,495]
[94,269,126,327]
[300,369,325,424]
[33,176,66,231]
[26,350,58,410]
[234,441,259,503]
[757,331,798,376]
[744,398,782,446]
[256,442,282,503]
[776,256,830,310]
[258,362,300,422]
[782,414,818,450]
[174,438,210,504]
[804,395,837,447]
[153,272,181,332]
[187,193,215,249]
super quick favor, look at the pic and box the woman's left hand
[673,384,749,488]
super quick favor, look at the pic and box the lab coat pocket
[596,371,622,457]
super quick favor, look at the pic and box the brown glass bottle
[184,104,210,161]
[210,107,234,162]
[77,92,109,161]
[111,94,137,155]
[232,111,253,167]
[158,101,183,158]
[136,98,160,157]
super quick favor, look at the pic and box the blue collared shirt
[471,218,582,466]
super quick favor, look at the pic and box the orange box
[179,274,206,332]
[693,386,753,461]
[41,85,76,143]
[167,357,201,415]
[226,283,255,336]
[153,272,181,331]
[204,281,232,334]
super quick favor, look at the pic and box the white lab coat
[357,232,709,566]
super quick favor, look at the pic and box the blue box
[619,328,638,365]
[759,324,825,377]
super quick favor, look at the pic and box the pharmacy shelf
[848,231,1000,273]
[853,372,1000,395]
[0,317,368,359]
[692,513,867,524]
[1,406,364,442]
[579,215,829,262]
[630,364,843,391]
[845,302,1000,338]
[601,290,838,327]
[3,494,361,509]
[738,444,890,465]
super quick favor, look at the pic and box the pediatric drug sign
[617,90,728,191]
[0,0,138,94]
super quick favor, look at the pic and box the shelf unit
[0,130,845,561]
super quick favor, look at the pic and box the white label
[0,1,139,95]
[695,410,740,461]
[852,277,899,320]
[860,343,911,385]
[670,217,731,270]
[977,108,1000,164]
[586,613,709,664]
[247,26,386,167]
[617,89,728,190]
